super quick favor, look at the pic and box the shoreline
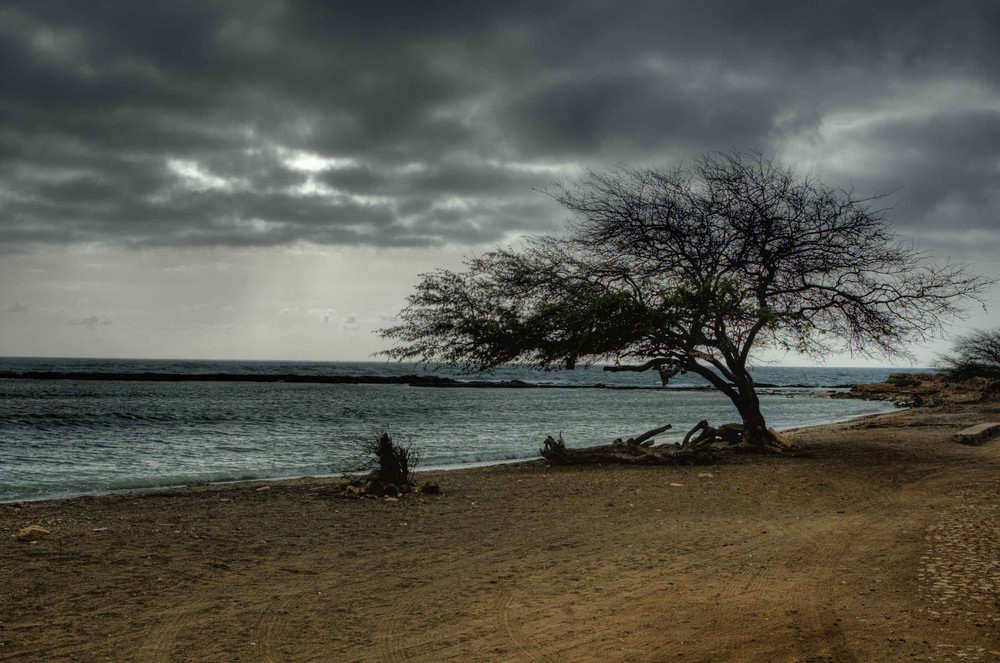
[0,455,548,507]
[3,399,998,661]
[1,402,900,506]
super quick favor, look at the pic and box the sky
[1,0,999,365]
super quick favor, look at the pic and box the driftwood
[539,419,795,466]
[540,423,721,466]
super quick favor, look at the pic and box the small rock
[419,482,442,495]
[15,525,50,542]
[255,486,271,492]
[669,483,684,487]
[343,484,365,498]
[384,496,399,502]
[697,472,714,478]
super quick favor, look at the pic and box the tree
[379,152,990,449]
[935,329,1000,380]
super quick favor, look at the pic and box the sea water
[0,358,911,502]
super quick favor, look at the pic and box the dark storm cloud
[503,69,780,156]
[808,106,1000,233]
[1,0,998,251]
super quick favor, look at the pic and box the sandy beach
[3,401,999,662]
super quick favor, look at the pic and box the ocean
[0,357,914,502]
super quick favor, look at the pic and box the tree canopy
[935,329,1000,380]
[379,152,990,447]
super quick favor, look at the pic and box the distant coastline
[0,370,862,390]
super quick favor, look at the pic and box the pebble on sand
[15,525,50,542]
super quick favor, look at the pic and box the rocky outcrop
[835,373,996,407]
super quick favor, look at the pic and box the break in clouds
[2,0,999,252]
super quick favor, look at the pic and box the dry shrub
[368,429,418,488]
[342,427,420,490]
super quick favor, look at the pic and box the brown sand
[2,404,999,662]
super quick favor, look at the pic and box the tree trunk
[732,370,782,450]
[740,408,773,447]
[604,358,791,453]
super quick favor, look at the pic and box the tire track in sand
[253,569,344,663]
[250,541,528,663]
[696,464,904,661]
[137,567,248,662]
[784,466,954,663]
[493,529,707,662]
[373,543,528,663]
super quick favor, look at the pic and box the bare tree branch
[379,151,993,448]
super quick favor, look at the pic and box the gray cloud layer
[2,0,998,251]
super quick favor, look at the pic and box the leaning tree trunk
[603,356,792,453]
[735,392,768,445]
[732,373,787,451]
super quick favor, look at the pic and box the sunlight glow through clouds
[280,149,359,172]
[168,159,247,192]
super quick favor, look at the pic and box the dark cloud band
[1,0,998,251]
